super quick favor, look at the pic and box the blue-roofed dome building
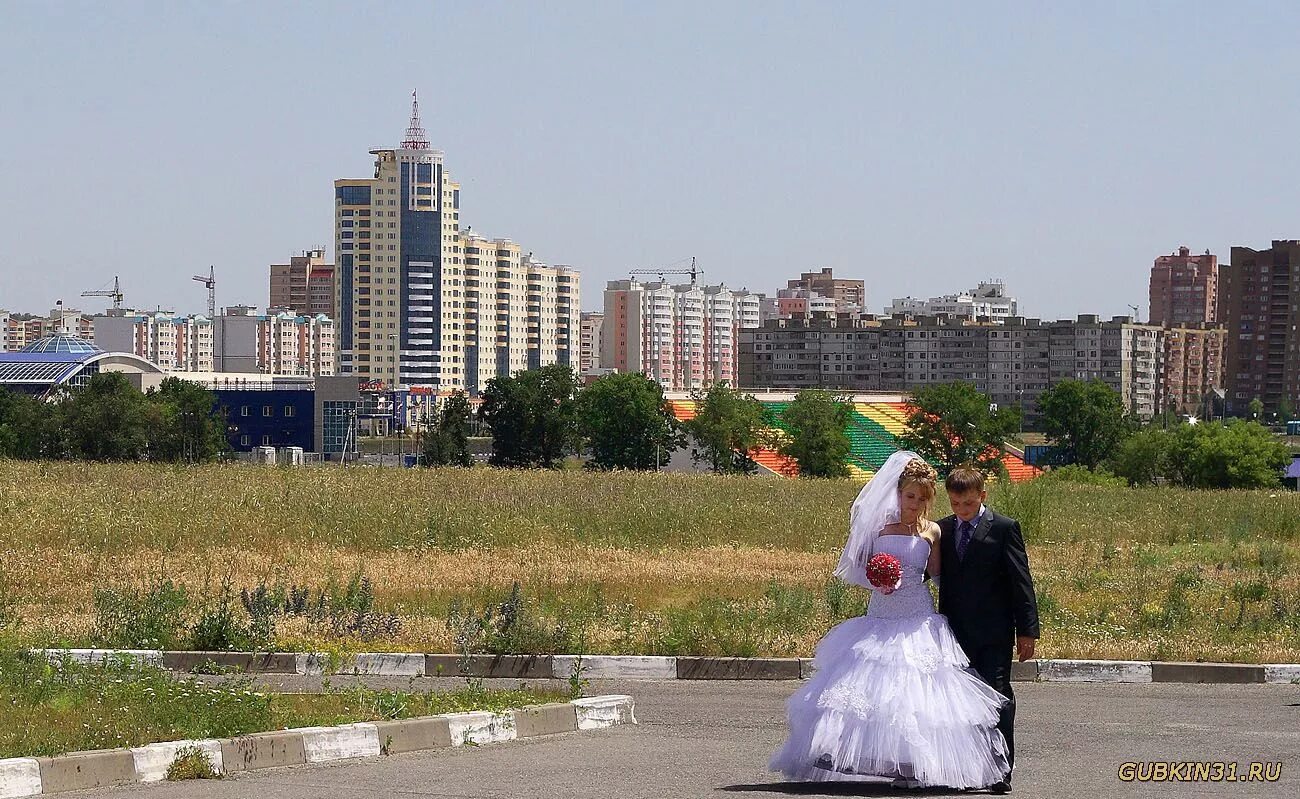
[0,335,163,397]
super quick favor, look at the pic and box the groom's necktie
[957,520,973,560]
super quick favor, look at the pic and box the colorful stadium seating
[665,398,1040,482]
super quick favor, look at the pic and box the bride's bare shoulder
[924,520,943,541]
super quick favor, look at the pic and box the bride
[769,451,1010,790]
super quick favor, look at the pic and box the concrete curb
[130,740,223,783]
[40,650,163,668]
[1038,659,1152,683]
[426,654,551,679]
[33,649,1300,684]
[1151,661,1265,684]
[572,695,637,730]
[0,695,634,797]
[676,657,801,680]
[1264,664,1300,684]
[555,655,676,679]
[0,760,41,799]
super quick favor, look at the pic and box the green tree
[147,378,226,463]
[1166,419,1289,489]
[0,388,62,460]
[423,391,474,467]
[778,389,851,479]
[1108,427,1174,486]
[575,373,683,471]
[898,382,1020,475]
[682,382,774,474]
[480,364,579,468]
[1037,379,1132,468]
[1248,397,1264,421]
[1277,395,1295,423]
[61,373,151,462]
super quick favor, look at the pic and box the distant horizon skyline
[3,227,1287,324]
[3,3,1298,323]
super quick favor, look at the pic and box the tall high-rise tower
[1149,245,1218,326]
[334,93,462,389]
[1221,240,1299,417]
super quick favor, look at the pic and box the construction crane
[192,266,216,317]
[81,276,125,310]
[629,257,702,285]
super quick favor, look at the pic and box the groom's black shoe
[988,780,1011,794]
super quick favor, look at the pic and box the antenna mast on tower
[401,91,430,150]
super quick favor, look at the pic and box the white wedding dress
[769,533,1011,788]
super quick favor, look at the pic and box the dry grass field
[1,461,1297,662]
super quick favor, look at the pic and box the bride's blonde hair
[897,457,939,522]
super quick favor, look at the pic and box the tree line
[433,366,1291,489]
[3,365,1288,489]
[421,364,861,478]
[0,373,227,463]
[906,378,1290,490]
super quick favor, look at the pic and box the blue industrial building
[213,387,315,453]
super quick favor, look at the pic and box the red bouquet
[866,553,903,590]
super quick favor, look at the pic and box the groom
[938,466,1039,795]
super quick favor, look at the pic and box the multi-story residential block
[1162,324,1225,417]
[4,314,42,351]
[2,306,98,351]
[739,313,1166,421]
[213,305,334,377]
[739,314,885,391]
[603,278,762,391]
[787,268,865,310]
[270,248,335,318]
[885,280,1018,321]
[1149,246,1218,326]
[1047,314,1164,419]
[579,312,604,374]
[456,231,581,393]
[1220,240,1299,417]
[772,288,839,318]
[93,310,216,371]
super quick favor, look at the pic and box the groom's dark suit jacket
[937,510,1040,649]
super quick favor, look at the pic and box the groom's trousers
[968,645,1016,774]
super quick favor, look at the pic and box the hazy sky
[2,1,1298,320]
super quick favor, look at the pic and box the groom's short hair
[944,466,985,494]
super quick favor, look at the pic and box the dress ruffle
[769,611,1011,788]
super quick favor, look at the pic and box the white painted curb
[554,655,676,679]
[444,711,518,746]
[1264,664,1300,684]
[298,723,382,763]
[353,653,425,677]
[41,649,163,668]
[296,652,425,676]
[573,695,637,730]
[1038,659,1152,683]
[294,652,331,676]
[0,696,634,797]
[130,739,223,782]
[0,759,41,799]
[44,647,1300,683]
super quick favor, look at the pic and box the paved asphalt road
[79,677,1298,798]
